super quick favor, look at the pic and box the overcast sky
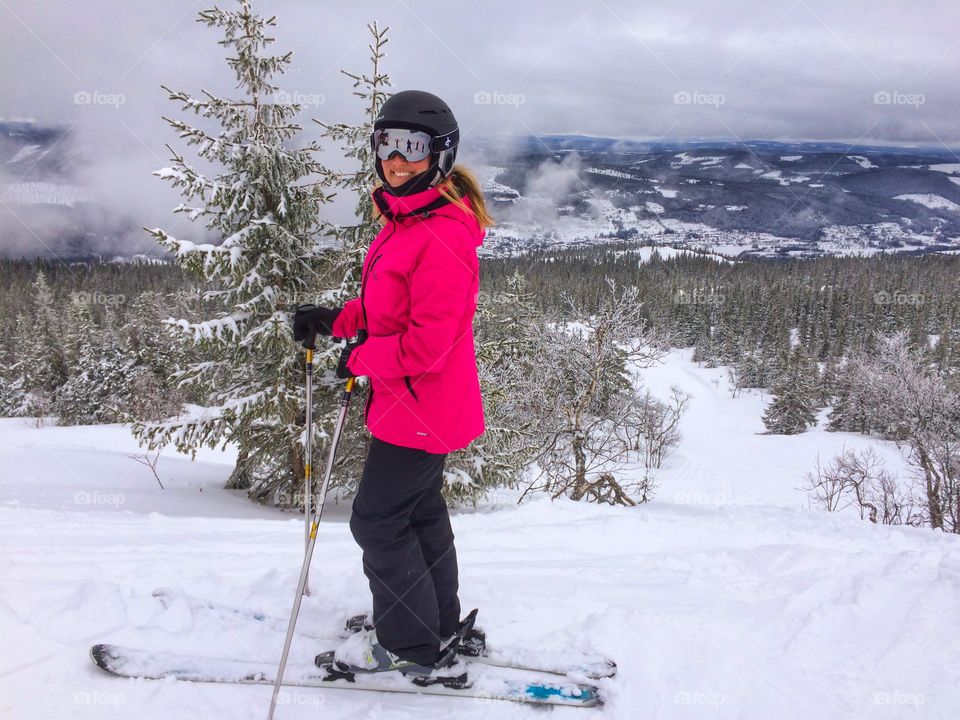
[1,0,958,249]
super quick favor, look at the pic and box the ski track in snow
[2,349,960,718]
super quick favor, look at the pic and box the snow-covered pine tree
[122,292,188,422]
[818,354,841,407]
[691,325,714,366]
[826,353,875,434]
[18,271,67,420]
[305,22,391,500]
[455,271,546,504]
[56,300,99,424]
[57,302,129,425]
[669,283,700,346]
[131,1,341,505]
[730,344,766,393]
[712,312,741,366]
[762,345,819,434]
[0,323,25,417]
[932,319,960,376]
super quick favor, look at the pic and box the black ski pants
[349,436,461,665]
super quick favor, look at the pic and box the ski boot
[319,609,478,689]
[344,608,486,658]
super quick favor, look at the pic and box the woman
[293,90,494,683]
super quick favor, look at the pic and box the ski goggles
[372,127,434,162]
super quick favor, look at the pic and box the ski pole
[303,345,314,596]
[267,350,358,720]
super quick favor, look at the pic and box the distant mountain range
[473,135,960,259]
[3,121,959,261]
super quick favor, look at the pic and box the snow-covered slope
[895,193,960,212]
[2,350,959,719]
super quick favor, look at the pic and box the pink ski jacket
[331,184,486,454]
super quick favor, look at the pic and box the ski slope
[2,349,959,719]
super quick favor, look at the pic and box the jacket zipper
[359,223,396,330]
[404,376,419,403]
[360,223,397,424]
[364,383,374,422]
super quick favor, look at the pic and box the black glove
[292,304,342,349]
[335,329,368,379]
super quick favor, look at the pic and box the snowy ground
[2,349,959,719]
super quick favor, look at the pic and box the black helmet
[372,90,459,196]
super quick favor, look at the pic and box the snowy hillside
[2,349,959,719]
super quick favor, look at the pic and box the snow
[7,144,43,164]
[585,167,637,181]
[672,153,726,168]
[734,162,753,169]
[927,163,960,174]
[3,350,960,719]
[759,170,811,186]
[894,194,960,212]
[779,155,802,161]
[655,187,678,198]
[634,246,730,266]
[471,164,521,200]
[849,155,877,170]
[332,630,376,669]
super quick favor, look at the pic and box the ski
[90,644,603,708]
[343,611,617,680]
[151,588,617,680]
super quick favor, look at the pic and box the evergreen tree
[762,345,819,434]
[131,0,339,504]
[19,271,67,418]
[818,354,841,407]
[932,316,959,376]
[457,271,545,503]
[123,292,188,422]
[732,344,767,390]
[0,325,25,416]
[827,358,870,434]
[55,300,98,424]
[691,324,714,366]
[57,302,130,425]
[300,22,392,502]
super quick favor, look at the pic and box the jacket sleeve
[331,297,364,340]
[347,220,475,380]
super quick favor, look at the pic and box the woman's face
[382,153,431,188]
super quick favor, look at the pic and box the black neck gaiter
[375,157,442,197]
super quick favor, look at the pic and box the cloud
[500,153,588,227]
[1,0,958,256]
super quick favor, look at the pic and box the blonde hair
[437,165,496,229]
[373,165,496,229]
